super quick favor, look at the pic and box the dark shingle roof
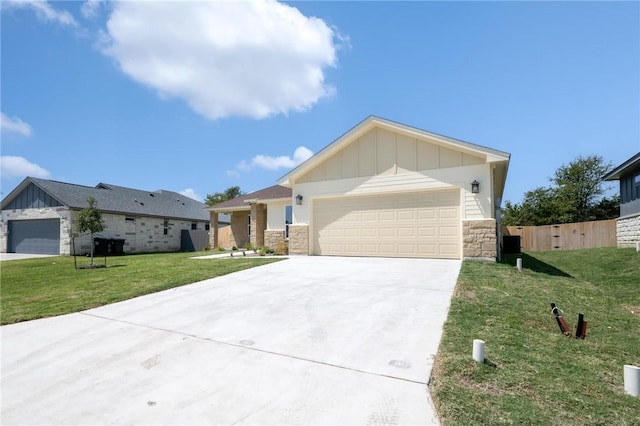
[2,177,209,221]
[209,185,292,210]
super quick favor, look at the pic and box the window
[205,223,210,231]
[247,215,251,236]
[163,220,169,235]
[191,223,197,230]
[635,173,640,199]
[285,205,292,239]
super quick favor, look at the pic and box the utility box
[503,235,521,254]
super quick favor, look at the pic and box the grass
[430,247,640,425]
[0,252,283,325]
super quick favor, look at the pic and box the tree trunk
[89,232,94,266]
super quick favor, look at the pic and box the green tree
[205,186,243,206]
[502,155,618,226]
[552,155,613,222]
[76,197,106,265]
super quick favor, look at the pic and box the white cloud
[102,0,339,120]
[179,188,202,202]
[0,156,50,179]
[81,0,103,19]
[225,170,240,179]
[3,0,78,27]
[236,146,313,173]
[0,112,32,137]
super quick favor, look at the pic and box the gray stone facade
[288,224,309,255]
[462,219,497,259]
[1,207,206,255]
[616,214,640,248]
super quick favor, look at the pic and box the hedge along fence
[503,219,617,252]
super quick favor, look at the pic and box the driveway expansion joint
[80,312,428,386]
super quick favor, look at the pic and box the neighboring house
[209,116,511,260]
[1,177,214,255]
[604,152,640,248]
[208,184,292,249]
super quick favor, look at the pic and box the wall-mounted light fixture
[295,194,303,205]
[471,180,480,194]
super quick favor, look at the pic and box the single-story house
[604,152,640,248]
[209,116,510,260]
[1,177,214,255]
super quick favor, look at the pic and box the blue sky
[1,0,638,205]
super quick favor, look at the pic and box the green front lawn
[430,248,640,425]
[1,252,282,325]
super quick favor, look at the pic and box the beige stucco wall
[266,200,290,230]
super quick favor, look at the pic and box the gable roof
[278,115,511,186]
[603,152,640,181]
[1,177,209,221]
[207,185,292,212]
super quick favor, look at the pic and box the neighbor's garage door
[8,219,60,254]
[313,190,460,259]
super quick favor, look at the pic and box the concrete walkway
[1,256,461,425]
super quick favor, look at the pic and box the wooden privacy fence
[503,219,617,252]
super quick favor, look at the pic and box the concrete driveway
[1,256,461,425]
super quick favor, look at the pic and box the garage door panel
[313,190,460,259]
[418,209,436,220]
[439,226,459,237]
[439,208,458,219]
[379,211,395,221]
[397,210,415,221]
[379,227,395,237]
[8,219,60,255]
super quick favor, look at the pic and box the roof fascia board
[207,205,251,213]
[603,152,640,181]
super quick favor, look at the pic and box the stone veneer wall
[250,204,266,248]
[463,219,497,259]
[228,211,249,248]
[209,211,218,249]
[264,230,285,249]
[617,214,640,248]
[1,207,72,254]
[288,224,309,255]
[73,213,204,254]
[1,207,207,255]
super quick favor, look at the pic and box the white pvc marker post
[516,257,523,272]
[636,242,640,253]
[624,365,640,397]
[473,339,485,364]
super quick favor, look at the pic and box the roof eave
[603,152,640,181]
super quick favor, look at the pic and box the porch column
[210,211,219,249]
[250,203,266,248]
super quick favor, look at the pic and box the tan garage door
[313,190,460,259]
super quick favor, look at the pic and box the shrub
[275,240,289,255]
